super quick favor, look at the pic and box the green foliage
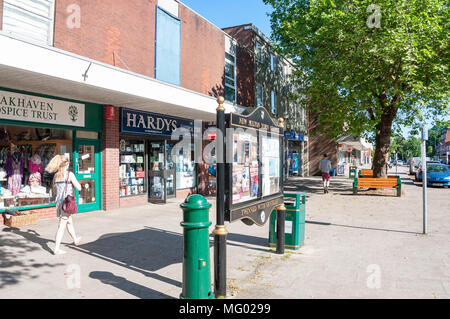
[425,123,448,157]
[264,0,450,139]
[389,134,421,160]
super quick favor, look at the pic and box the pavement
[0,166,449,299]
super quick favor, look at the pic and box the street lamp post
[421,127,428,235]
[213,96,228,298]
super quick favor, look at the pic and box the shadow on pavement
[284,177,353,195]
[212,232,271,253]
[89,271,175,299]
[306,220,420,235]
[70,226,183,289]
[0,227,64,289]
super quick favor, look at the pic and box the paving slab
[0,166,448,299]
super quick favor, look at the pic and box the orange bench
[359,169,373,177]
[353,177,402,197]
[358,169,398,179]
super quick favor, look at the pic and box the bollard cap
[180,194,212,210]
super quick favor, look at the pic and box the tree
[425,123,448,157]
[264,0,449,177]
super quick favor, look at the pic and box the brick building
[223,23,309,178]
[436,128,450,165]
[0,0,244,219]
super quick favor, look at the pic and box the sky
[180,0,274,38]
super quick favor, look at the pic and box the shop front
[119,108,197,205]
[336,140,373,176]
[0,88,103,218]
[284,131,306,178]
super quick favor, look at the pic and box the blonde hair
[45,155,70,181]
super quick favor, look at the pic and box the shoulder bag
[62,172,77,214]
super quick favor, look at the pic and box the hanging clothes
[5,153,24,196]
[28,153,43,186]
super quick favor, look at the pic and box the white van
[409,157,423,175]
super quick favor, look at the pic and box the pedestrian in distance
[319,154,332,194]
[45,154,82,255]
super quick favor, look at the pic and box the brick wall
[308,111,338,176]
[53,0,157,78]
[119,194,148,208]
[35,206,57,219]
[53,1,227,98]
[102,105,120,210]
[223,25,254,50]
[223,25,256,108]
[179,3,225,97]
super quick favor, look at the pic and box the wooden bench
[358,169,399,179]
[359,169,373,177]
[353,177,402,197]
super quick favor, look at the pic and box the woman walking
[45,155,82,255]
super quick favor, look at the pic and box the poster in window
[232,130,258,204]
[261,135,280,197]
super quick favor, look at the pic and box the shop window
[2,0,55,45]
[0,125,72,209]
[119,139,146,197]
[176,143,196,190]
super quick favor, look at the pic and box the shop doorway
[74,139,101,213]
[148,140,176,203]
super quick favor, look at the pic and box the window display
[119,139,146,197]
[176,144,196,190]
[0,125,72,209]
[261,135,280,196]
[231,131,259,204]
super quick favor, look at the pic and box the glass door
[165,142,176,199]
[74,139,101,213]
[148,141,166,203]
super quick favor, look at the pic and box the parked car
[425,164,450,187]
[415,161,444,182]
[409,156,422,175]
[395,160,404,166]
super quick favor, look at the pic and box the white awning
[337,134,373,151]
[0,33,241,121]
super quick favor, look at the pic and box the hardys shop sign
[120,108,194,138]
[0,90,85,127]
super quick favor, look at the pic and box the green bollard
[180,194,214,299]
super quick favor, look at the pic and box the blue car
[417,163,450,187]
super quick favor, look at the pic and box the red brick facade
[308,111,338,176]
[179,3,225,97]
[223,25,256,107]
[54,0,157,78]
[0,1,241,220]
[102,105,120,211]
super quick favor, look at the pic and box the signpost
[213,98,286,298]
[224,106,285,226]
[421,127,428,234]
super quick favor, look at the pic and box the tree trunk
[372,111,396,178]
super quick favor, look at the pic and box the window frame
[270,91,277,115]
[256,83,264,107]
[255,41,263,64]
[224,49,237,104]
[2,0,56,46]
